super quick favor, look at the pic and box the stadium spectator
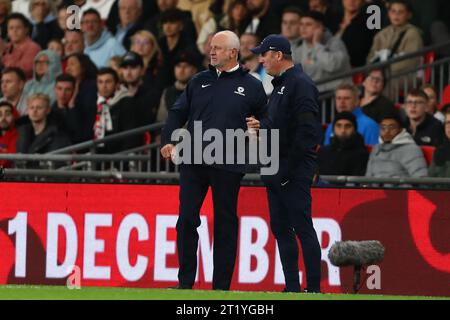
[367,0,423,79]
[242,0,280,40]
[281,6,303,63]
[239,32,272,95]
[201,33,214,69]
[21,49,62,111]
[48,38,64,58]
[0,0,12,40]
[11,0,32,19]
[296,11,351,92]
[365,111,428,178]
[421,84,445,123]
[0,67,27,116]
[2,13,41,79]
[81,8,126,68]
[63,29,85,57]
[109,0,145,49]
[156,51,199,123]
[49,73,83,144]
[0,101,17,168]
[94,67,138,153]
[144,0,197,42]
[120,51,161,127]
[129,30,169,90]
[16,93,71,156]
[405,89,444,147]
[65,53,98,142]
[336,0,378,67]
[56,3,69,34]
[177,0,213,34]
[428,108,450,177]
[308,0,339,34]
[109,55,123,81]
[197,0,248,54]
[360,68,396,123]
[75,0,116,20]
[29,0,63,49]
[158,9,202,87]
[324,84,380,146]
[318,111,369,176]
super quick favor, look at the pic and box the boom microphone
[328,240,385,293]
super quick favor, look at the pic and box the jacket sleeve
[161,82,191,146]
[402,145,428,177]
[365,152,375,177]
[251,82,268,120]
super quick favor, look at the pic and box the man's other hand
[161,144,175,159]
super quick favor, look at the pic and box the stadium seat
[441,84,450,109]
[420,146,435,166]
[352,72,365,85]
[366,145,373,154]
[423,51,435,83]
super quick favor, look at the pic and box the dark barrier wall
[0,183,448,296]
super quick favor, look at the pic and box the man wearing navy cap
[247,34,322,293]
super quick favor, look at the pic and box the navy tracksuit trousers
[177,164,243,290]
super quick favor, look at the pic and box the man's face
[363,70,384,95]
[300,17,318,41]
[388,3,411,27]
[27,98,50,123]
[239,34,258,60]
[7,19,28,44]
[157,0,177,12]
[81,13,103,40]
[405,95,427,121]
[64,31,85,55]
[422,87,438,114]
[35,54,50,78]
[162,21,183,37]
[210,33,236,69]
[0,106,14,131]
[119,0,141,27]
[258,50,281,77]
[121,65,143,85]
[445,113,450,140]
[335,89,359,113]
[175,62,197,83]
[97,74,117,98]
[380,118,402,143]
[1,73,24,100]
[334,119,356,140]
[55,81,75,106]
[282,12,301,40]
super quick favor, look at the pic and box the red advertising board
[0,183,448,296]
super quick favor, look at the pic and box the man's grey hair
[119,0,143,9]
[215,30,240,51]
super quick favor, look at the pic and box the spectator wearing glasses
[405,89,444,147]
[428,107,450,177]
[366,111,427,178]
[360,68,396,123]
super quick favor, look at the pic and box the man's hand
[246,117,260,131]
[160,144,175,160]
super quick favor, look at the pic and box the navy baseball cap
[250,34,292,55]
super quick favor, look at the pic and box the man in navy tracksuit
[161,31,267,290]
[247,34,322,293]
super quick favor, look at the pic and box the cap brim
[250,46,265,55]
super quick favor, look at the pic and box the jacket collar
[271,64,302,86]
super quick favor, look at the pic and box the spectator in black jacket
[405,89,444,147]
[243,0,281,40]
[49,73,83,144]
[109,0,145,50]
[318,111,369,176]
[360,68,396,123]
[16,93,70,157]
[29,0,64,49]
[120,51,161,127]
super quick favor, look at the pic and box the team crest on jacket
[234,86,246,96]
[277,86,285,95]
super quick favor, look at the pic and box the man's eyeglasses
[367,75,383,83]
[405,100,426,106]
[380,125,400,131]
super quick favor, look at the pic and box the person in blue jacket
[160,30,267,291]
[247,34,322,293]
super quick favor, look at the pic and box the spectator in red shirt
[0,101,18,168]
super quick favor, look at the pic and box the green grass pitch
[0,285,448,300]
